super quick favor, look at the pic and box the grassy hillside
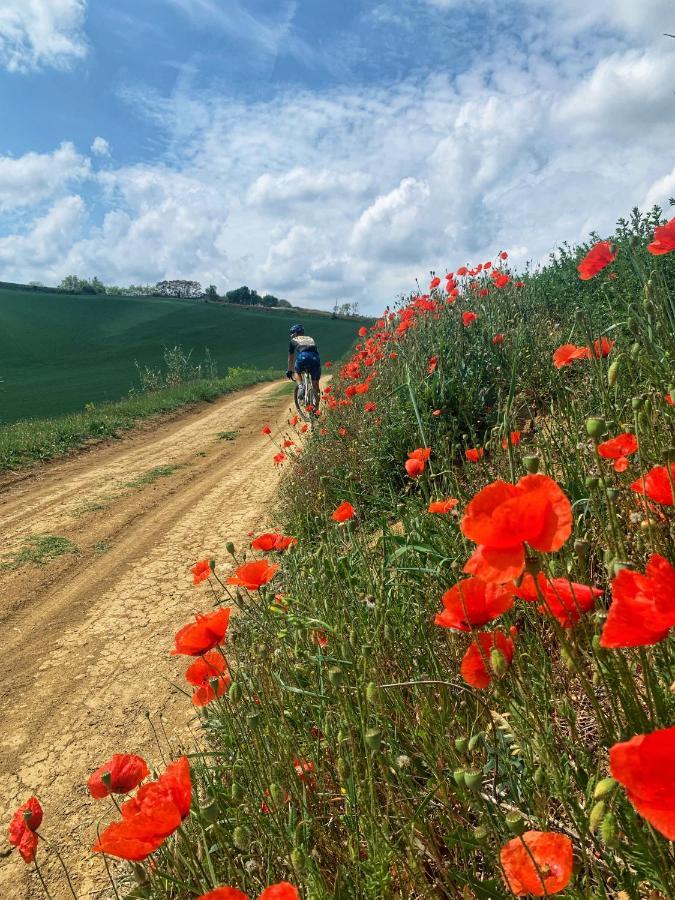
[0,289,361,423]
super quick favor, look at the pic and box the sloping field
[0,289,359,423]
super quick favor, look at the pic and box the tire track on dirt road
[0,380,297,899]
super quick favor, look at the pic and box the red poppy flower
[332,501,355,522]
[251,533,297,552]
[405,458,425,478]
[427,355,438,374]
[500,831,573,896]
[552,344,590,368]
[364,402,377,412]
[8,797,42,864]
[432,408,441,416]
[197,889,248,900]
[428,498,459,514]
[358,326,367,336]
[492,334,505,345]
[592,336,615,358]
[537,578,603,627]
[631,463,675,505]
[500,251,508,260]
[461,475,572,583]
[429,277,441,289]
[434,578,514,631]
[493,273,510,289]
[462,311,478,326]
[665,391,673,406]
[578,241,617,280]
[465,448,484,462]
[273,452,286,465]
[600,554,675,648]
[457,266,468,276]
[610,725,675,839]
[171,608,231,656]
[93,757,191,861]
[261,425,272,436]
[501,431,521,450]
[186,651,230,706]
[647,216,675,255]
[191,559,212,586]
[88,754,150,800]
[409,447,431,462]
[598,432,637,472]
[227,560,279,590]
[289,415,299,426]
[259,884,300,900]
[461,628,516,688]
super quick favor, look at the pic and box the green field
[0,289,360,423]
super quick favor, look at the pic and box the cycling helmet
[290,324,304,336]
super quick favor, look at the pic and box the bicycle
[291,371,319,422]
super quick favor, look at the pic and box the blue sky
[0,0,673,311]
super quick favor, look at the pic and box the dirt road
[0,380,296,899]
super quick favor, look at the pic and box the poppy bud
[490,648,508,677]
[468,732,483,751]
[270,783,286,806]
[366,682,379,704]
[209,559,216,571]
[328,667,343,687]
[533,767,544,786]
[627,317,640,336]
[364,728,382,752]
[560,647,575,671]
[454,737,468,753]
[522,455,539,474]
[473,825,489,842]
[464,769,482,791]
[132,863,149,885]
[589,800,605,833]
[247,711,261,726]
[226,542,235,556]
[505,811,525,834]
[233,826,250,850]
[585,417,606,440]
[593,777,617,799]
[453,767,466,787]
[643,299,655,314]
[291,848,306,873]
[337,758,351,781]
[231,781,244,802]
[607,357,621,387]
[202,801,220,824]
[229,682,242,702]
[600,811,619,848]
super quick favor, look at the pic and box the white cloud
[0,0,87,73]
[2,4,675,310]
[0,196,85,274]
[91,137,110,157]
[0,142,90,213]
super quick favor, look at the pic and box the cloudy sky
[0,0,673,312]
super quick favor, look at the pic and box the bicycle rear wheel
[294,372,318,422]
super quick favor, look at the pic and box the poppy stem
[33,859,54,900]
[35,833,77,899]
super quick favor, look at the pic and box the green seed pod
[201,801,220,824]
[233,826,250,850]
[522,455,540,474]
[468,732,484,752]
[631,395,645,410]
[269,783,286,806]
[366,682,379,704]
[337,757,351,782]
[505,811,525,835]
[225,542,235,556]
[453,767,466,787]
[454,737,468,753]
[364,728,382,752]
[473,825,489,842]
[600,810,620,848]
[328,667,343,688]
[291,848,306,874]
[533,767,545,786]
[607,357,622,387]
[490,648,508,677]
[594,777,617,800]
[231,781,245,802]
[464,768,483,791]
[586,417,606,440]
[589,800,606,834]
[229,682,242,703]
[585,475,599,490]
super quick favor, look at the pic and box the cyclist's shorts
[295,350,321,380]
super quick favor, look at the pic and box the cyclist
[286,324,321,403]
